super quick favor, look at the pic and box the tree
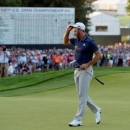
[126,0,130,15]
[22,0,29,6]
[0,0,21,7]
[0,0,8,6]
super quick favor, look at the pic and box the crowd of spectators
[1,42,130,78]
[97,42,130,67]
[6,46,75,77]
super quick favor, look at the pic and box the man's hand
[63,26,73,45]
[80,63,89,70]
[66,26,73,32]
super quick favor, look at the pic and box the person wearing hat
[0,45,10,77]
[63,22,102,126]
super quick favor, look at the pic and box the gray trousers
[73,67,99,121]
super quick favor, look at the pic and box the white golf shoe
[94,108,102,124]
[69,120,82,127]
[99,108,102,113]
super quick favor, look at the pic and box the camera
[2,45,6,51]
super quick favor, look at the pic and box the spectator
[0,45,10,78]
[53,52,63,70]
[42,56,49,72]
[29,51,38,72]
[19,61,29,75]
[117,52,123,66]
[8,63,14,76]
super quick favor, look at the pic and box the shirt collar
[81,34,88,41]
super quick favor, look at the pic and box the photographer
[0,45,10,77]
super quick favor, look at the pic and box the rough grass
[0,67,129,97]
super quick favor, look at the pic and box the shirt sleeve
[70,38,76,45]
[89,39,99,53]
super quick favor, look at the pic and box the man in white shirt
[17,53,27,64]
[0,45,10,77]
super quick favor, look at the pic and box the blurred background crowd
[0,42,130,78]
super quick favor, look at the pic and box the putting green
[0,72,130,130]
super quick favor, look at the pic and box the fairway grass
[0,71,130,130]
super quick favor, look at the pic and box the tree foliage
[22,0,29,6]
[0,0,21,7]
[126,0,130,15]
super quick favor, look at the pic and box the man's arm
[88,50,102,66]
[80,50,102,70]
[63,26,73,45]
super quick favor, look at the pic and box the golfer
[63,22,102,127]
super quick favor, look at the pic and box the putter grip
[95,77,104,85]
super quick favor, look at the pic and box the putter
[70,60,104,85]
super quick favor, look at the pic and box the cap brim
[70,25,77,28]
[70,24,85,31]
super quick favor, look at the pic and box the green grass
[0,67,130,130]
[0,67,129,97]
[115,15,130,27]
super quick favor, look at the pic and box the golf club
[69,60,104,85]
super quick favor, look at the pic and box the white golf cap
[70,22,85,31]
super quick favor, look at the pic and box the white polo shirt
[0,51,10,63]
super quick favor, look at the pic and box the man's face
[73,28,79,38]
[73,28,81,38]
